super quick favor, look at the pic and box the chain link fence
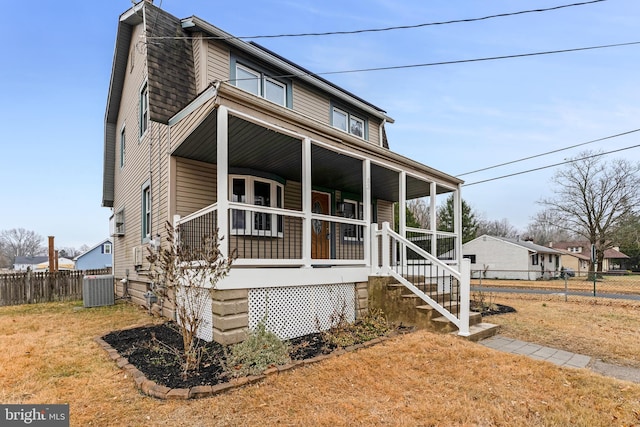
[471,269,640,301]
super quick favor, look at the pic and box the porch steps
[369,278,499,342]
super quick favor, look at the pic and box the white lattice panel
[248,284,356,340]
[176,286,214,342]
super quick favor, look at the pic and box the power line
[457,128,640,177]
[149,0,606,40]
[221,40,640,83]
[462,144,640,187]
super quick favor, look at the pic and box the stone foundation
[211,288,248,345]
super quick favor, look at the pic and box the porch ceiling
[172,110,455,201]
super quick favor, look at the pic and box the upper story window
[332,106,366,139]
[230,175,284,237]
[139,82,149,138]
[102,243,112,255]
[119,126,126,168]
[232,60,290,107]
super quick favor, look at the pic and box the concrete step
[455,322,501,342]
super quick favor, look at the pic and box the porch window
[341,199,363,242]
[332,107,366,139]
[230,176,284,237]
[235,63,287,107]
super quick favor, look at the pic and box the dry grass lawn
[473,274,640,295]
[489,293,640,368]
[1,299,640,426]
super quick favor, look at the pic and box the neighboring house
[102,2,468,345]
[463,235,564,280]
[13,256,49,271]
[549,241,629,273]
[34,257,75,271]
[74,239,113,271]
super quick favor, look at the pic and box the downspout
[378,118,386,148]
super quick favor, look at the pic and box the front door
[311,191,330,259]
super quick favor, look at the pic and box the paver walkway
[480,335,640,383]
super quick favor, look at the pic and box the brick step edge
[94,329,405,400]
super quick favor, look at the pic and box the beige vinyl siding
[377,199,394,228]
[367,117,381,146]
[175,158,217,217]
[169,96,217,150]
[112,21,148,285]
[206,40,230,84]
[293,82,330,125]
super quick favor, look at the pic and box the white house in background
[74,239,113,271]
[463,235,564,280]
[34,257,75,271]
[13,256,49,271]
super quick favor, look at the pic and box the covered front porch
[169,100,463,289]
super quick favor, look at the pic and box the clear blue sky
[0,0,638,249]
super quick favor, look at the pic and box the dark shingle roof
[145,5,197,123]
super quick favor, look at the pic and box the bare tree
[406,198,430,228]
[0,228,45,265]
[525,209,574,245]
[147,222,234,377]
[476,218,519,238]
[539,151,640,273]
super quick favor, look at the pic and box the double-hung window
[341,199,364,242]
[332,107,365,139]
[139,82,148,138]
[234,63,287,107]
[102,243,112,255]
[230,176,284,237]
[142,183,151,241]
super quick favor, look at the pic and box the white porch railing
[174,203,368,267]
[372,222,470,336]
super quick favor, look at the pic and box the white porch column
[454,183,463,269]
[399,171,406,266]
[302,137,312,267]
[216,106,229,259]
[430,181,437,257]
[381,222,390,275]
[363,159,371,267]
[370,223,379,275]
[458,258,471,337]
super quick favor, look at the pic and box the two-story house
[103,1,471,344]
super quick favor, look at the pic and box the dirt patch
[473,303,516,317]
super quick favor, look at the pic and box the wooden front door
[311,191,330,259]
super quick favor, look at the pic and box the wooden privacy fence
[0,269,112,307]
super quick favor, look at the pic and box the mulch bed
[472,303,517,317]
[102,322,341,390]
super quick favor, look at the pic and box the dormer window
[332,106,366,139]
[234,62,288,107]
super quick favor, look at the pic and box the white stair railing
[372,222,470,336]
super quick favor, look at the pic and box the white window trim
[332,107,366,139]
[235,63,288,107]
[103,243,112,255]
[229,175,284,238]
[341,199,364,242]
[142,182,151,242]
[139,82,149,139]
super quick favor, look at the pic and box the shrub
[223,321,290,378]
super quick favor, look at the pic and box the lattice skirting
[248,284,356,340]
